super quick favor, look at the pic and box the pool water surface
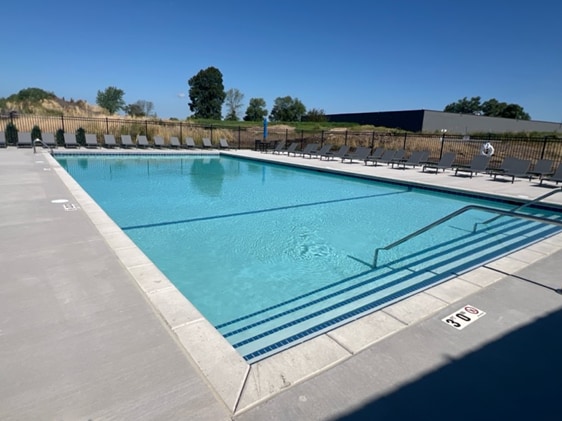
[57,154,562,361]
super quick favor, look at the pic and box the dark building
[327,109,562,134]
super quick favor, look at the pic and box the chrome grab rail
[372,191,562,268]
[33,138,54,155]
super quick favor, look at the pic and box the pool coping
[46,149,562,414]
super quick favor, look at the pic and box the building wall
[326,109,562,134]
[422,110,562,134]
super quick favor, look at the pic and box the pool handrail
[372,188,562,268]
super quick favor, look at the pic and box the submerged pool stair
[217,189,562,363]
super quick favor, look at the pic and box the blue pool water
[57,154,562,361]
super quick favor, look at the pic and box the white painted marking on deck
[442,305,486,330]
[63,203,80,211]
[51,199,69,204]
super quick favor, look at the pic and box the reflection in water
[190,158,225,197]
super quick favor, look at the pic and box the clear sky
[3,0,561,122]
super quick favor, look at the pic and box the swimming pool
[57,154,562,362]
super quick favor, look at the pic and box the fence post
[61,115,65,132]
[370,131,375,148]
[439,133,445,158]
[179,122,183,141]
[210,125,214,142]
[320,130,324,146]
[285,129,288,142]
[345,130,348,146]
[403,132,407,149]
[238,126,241,149]
[145,120,148,136]
[105,117,109,134]
[540,136,548,159]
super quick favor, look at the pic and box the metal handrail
[372,201,562,268]
[472,187,562,232]
[33,139,54,155]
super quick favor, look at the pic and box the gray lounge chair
[184,137,196,148]
[169,137,181,148]
[526,159,553,180]
[0,131,6,148]
[136,135,149,148]
[120,135,134,148]
[64,133,79,148]
[539,162,562,186]
[270,141,286,154]
[322,144,349,160]
[454,155,490,178]
[41,132,57,148]
[292,143,318,157]
[219,138,230,149]
[283,142,300,155]
[392,150,430,169]
[17,132,33,148]
[307,144,332,159]
[85,134,99,148]
[487,156,519,177]
[364,147,386,165]
[341,146,371,163]
[422,152,456,173]
[103,134,117,148]
[202,138,213,148]
[153,136,165,148]
[491,158,531,183]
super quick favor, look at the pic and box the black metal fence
[2,113,562,167]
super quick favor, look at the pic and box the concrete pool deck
[1,147,562,420]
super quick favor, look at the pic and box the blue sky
[3,0,561,122]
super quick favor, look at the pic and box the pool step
[217,215,561,362]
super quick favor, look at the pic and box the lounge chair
[202,138,213,148]
[491,158,531,183]
[169,137,181,148]
[219,138,230,149]
[366,149,395,166]
[487,156,519,177]
[422,152,456,173]
[306,144,332,159]
[153,136,165,148]
[539,162,562,186]
[341,146,371,163]
[282,142,300,155]
[103,134,117,148]
[364,147,386,165]
[63,133,79,148]
[136,135,149,148]
[17,132,33,148]
[292,143,318,157]
[120,135,134,148]
[41,132,57,148]
[0,131,6,148]
[85,134,99,148]
[184,137,196,148]
[391,150,430,169]
[454,155,490,178]
[526,159,553,180]
[270,141,286,154]
[322,144,349,160]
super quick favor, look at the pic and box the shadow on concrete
[335,307,562,421]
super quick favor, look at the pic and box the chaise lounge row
[0,131,231,149]
[267,141,562,186]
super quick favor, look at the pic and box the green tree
[5,122,18,145]
[243,98,268,121]
[443,96,482,114]
[188,67,226,119]
[55,128,65,146]
[305,108,327,122]
[224,88,244,121]
[481,99,530,120]
[96,86,126,114]
[270,96,306,122]
[76,127,86,146]
[124,100,154,117]
[12,87,55,102]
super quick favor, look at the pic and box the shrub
[5,122,18,145]
[55,128,65,146]
[76,127,86,146]
[31,125,42,141]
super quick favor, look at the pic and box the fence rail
[2,113,562,166]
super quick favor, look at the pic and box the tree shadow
[335,307,562,421]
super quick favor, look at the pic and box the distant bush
[31,125,42,141]
[55,128,65,146]
[76,127,86,146]
[5,122,18,145]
